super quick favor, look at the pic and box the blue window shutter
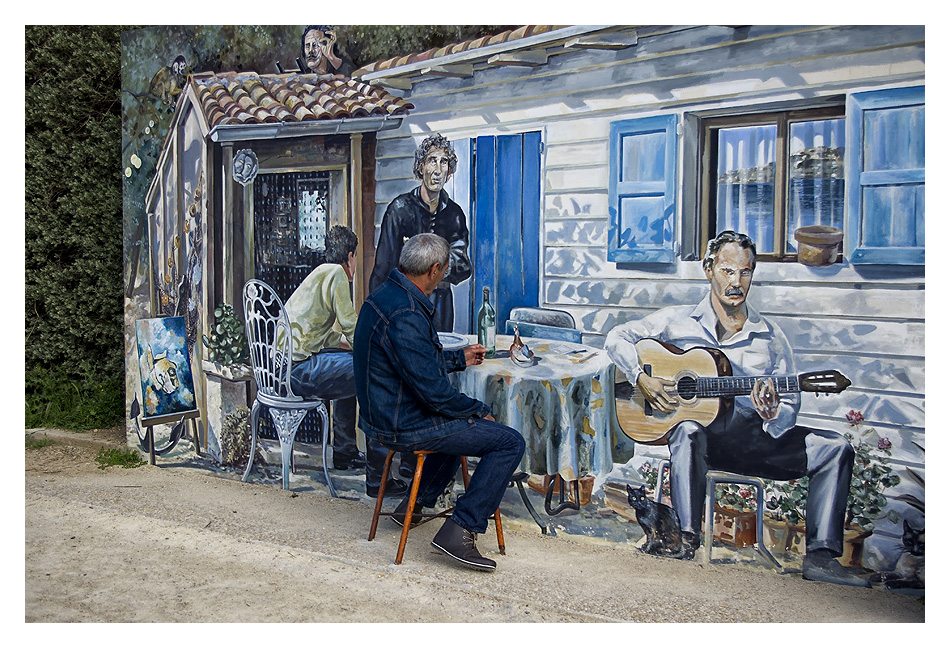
[845,86,924,265]
[608,115,677,263]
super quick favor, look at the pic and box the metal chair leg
[318,403,337,498]
[242,400,261,482]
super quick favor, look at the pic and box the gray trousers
[668,406,854,556]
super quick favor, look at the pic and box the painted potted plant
[201,303,253,463]
[841,409,902,566]
[713,483,757,547]
[764,478,808,554]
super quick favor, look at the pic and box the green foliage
[26,26,130,379]
[765,478,809,525]
[220,406,255,467]
[202,304,249,367]
[25,436,56,450]
[25,363,125,430]
[96,446,146,470]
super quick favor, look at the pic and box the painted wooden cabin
[141,71,413,451]
[353,25,925,569]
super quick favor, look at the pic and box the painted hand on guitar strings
[751,377,780,421]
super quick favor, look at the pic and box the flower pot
[838,525,873,567]
[712,505,757,547]
[763,518,806,555]
[794,225,843,267]
[202,360,253,464]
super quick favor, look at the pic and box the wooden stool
[368,450,505,565]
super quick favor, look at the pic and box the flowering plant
[636,461,670,500]
[764,478,808,525]
[844,410,901,530]
[715,483,757,512]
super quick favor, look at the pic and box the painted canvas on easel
[135,317,197,419]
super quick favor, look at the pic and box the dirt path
[24,427,925,624]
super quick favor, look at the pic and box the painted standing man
[300,25,355,77]
[605,230,868,588]
[369,133,473,333]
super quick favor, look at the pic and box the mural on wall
[122,25,924,593]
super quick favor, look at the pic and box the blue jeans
[290,349,359,461]
[376,418,525,534]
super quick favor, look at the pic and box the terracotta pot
[763,518,806,555]
[838,525,873,567]
[794,225,843,267]
[712,505,757,547]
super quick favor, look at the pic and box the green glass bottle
[476,286,496,358]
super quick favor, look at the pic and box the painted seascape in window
[121,26,924,594]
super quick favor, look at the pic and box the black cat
[626,484,688,558]
[873,520,924,590]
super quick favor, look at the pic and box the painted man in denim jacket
[354,233,525,571]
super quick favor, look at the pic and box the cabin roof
[189,71,414,128]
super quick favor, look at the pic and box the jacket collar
[690,292,769,344]
[410,185,448,213]
[387,268,435,315]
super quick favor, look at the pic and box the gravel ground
[24,427,925,627]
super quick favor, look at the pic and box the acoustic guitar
[614,338,851,445]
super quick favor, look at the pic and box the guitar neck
[694,375,800,398]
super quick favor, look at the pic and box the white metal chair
[703,470,782,570]
[242,279,336,496]
[506,306,582,343]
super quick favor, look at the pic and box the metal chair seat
[242,279,336,496]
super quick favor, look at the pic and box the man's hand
[636,373,679,414]
[751,377,780,421]
[463,344,487,366]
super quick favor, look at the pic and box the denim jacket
[354,269,491,445]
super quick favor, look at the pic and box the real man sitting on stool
[353,233,525,571]
[605,230,868,588]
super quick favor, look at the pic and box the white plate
[438,332,468,351]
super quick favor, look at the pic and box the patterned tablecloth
[452,335,623,481]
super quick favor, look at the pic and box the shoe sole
[430,540,496,572]
[390,515,422,529]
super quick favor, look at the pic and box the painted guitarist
[605,231,867,588]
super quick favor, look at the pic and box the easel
[138,409,203,465]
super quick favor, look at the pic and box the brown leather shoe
[430,519,496,572]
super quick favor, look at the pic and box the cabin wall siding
[370,27,925,556]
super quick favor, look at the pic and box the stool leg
[460,457,505,555]
[368,451,396,542]
[395,453,427,565]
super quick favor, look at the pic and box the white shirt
[604,294,799,438]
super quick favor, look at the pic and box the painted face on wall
[704,241,754,309]
[422,147,452,196]
[303,29,328,72]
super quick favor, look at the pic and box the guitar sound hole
[677,375,698,400]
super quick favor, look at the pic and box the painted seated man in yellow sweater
[284,225,408,497]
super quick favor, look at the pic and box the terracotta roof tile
[355,25,570,76]
[190,72,414,128]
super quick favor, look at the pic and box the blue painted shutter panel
[608,115,678,263]
[845,86,924,265]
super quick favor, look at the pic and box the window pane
[716,125,776,254]
[621,131,666,183]
[786,119,845,253]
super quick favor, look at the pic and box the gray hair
[703,230,757,271]
[413,134,458,179]
[398,233,450,276]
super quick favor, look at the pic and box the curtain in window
[787,119,845,253]
[716,125,776,254]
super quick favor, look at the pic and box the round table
[451,335,618,482]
